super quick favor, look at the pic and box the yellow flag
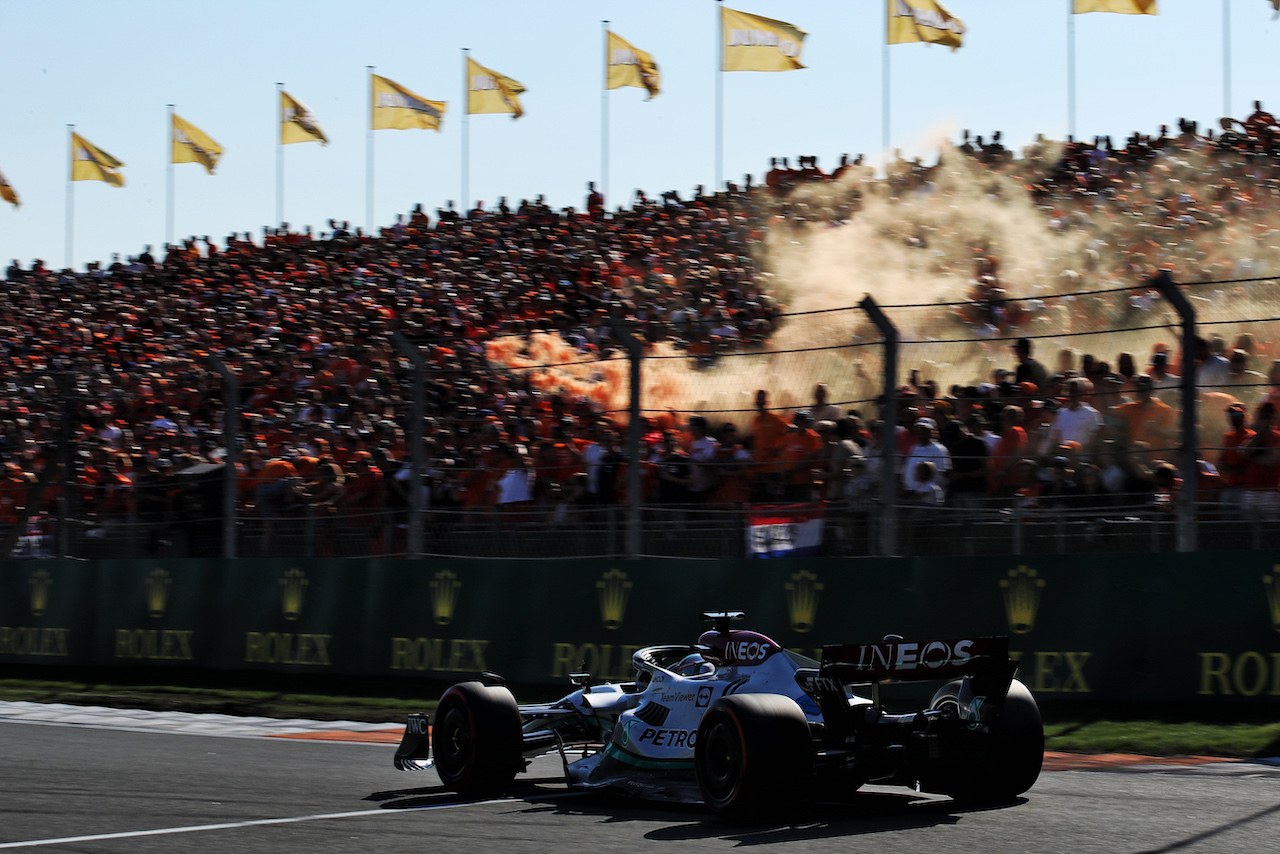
[887,0,966,50]
[281,91,328,145]
[467,57,525,118]
[1073,0,1157,12]
[607,31,660,99]
[0,166,17,208]
[721,7,806,71]
[371,74,446,131]
[70,132,124,187]
[171,113,223,174]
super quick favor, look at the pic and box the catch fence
[4,274,1279,561]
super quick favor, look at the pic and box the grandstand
[2,104,1279,561]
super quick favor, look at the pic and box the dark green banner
[3,553,1278,704]
[0,561,96,666]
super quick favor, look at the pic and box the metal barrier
[12,496,1280,561]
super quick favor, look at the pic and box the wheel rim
[700,719,743,806]
[434,703,472,779]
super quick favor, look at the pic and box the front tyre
[432,681,523,797]
[695,694,811,820]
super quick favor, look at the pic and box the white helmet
[675,652,715,678]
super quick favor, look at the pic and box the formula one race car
[394,612,1043,818]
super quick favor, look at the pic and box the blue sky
[1,0,1276,270]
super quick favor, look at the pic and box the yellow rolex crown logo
[28,568,53,617]
[147,568,172,619]
[785,570,823,633]
[1265,571,1280,633]
[1000,566,1044,635]
[597,568,632,630]
[430,570,461,626]
[280,568,309,621]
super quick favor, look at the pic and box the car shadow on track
[364,776,572,810]
[364,779,1027,841]
[515,786,1027,842]
[641,794,1030,844]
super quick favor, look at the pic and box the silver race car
[393,612,1044,818]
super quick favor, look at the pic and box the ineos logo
[854,639,975,671]
[724,641,772,662]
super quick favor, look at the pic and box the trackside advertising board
[1,554,1278,705]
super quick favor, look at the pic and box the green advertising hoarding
[0,561,96,666]
[2,553,1278,704]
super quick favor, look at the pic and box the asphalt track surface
[2,717,1280,854]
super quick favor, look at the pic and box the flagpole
[601,20,610,206]
[462,48,470,214]
[715,0,723,192]
[1067,0,1076,140]
[882,2,891,157]
[166,104,175,247]
[367,66,375,234]
[66,125,74,269]
[276,83,284,230]
[1222,0,1231,117]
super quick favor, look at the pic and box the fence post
[858,295,899,556]
[1151,271,1198,552]
[392,331,427,559]
[610,314,644,559]
[48,373,78,558]
[207,355,240,559]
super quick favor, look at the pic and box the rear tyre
[432,681,523,797]
[695,694,811,820]
[929,678,1044,803]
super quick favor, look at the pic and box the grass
[2,678,1278,759]
[1043,719,1280,758]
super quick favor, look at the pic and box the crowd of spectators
[2,101,1280,556]
[764,103,1279,339]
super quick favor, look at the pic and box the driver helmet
[675,652,715,678]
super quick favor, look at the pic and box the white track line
[0,797,533,849]
[0,716,394,746]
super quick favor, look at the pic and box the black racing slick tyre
[431,681,523,797]
[929,678,1044,803]
[695,694,812,820]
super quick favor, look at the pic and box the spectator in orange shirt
[775,410,824,502]
[1241,402,1280,520]
[750,389,789,500]
[256,454,300,502]
[708,422,752,506]
[308,456,345,515]
[533,417,584,504]
[341,451,384,514]
[1115,374,1177,465]
[338,451,385,555]
[991,405,1028,496]
[1218,402,1252,518]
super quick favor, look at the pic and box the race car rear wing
[803,636,1019,745]
[819,636,1014,685]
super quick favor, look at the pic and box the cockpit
[674,652,717,679]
